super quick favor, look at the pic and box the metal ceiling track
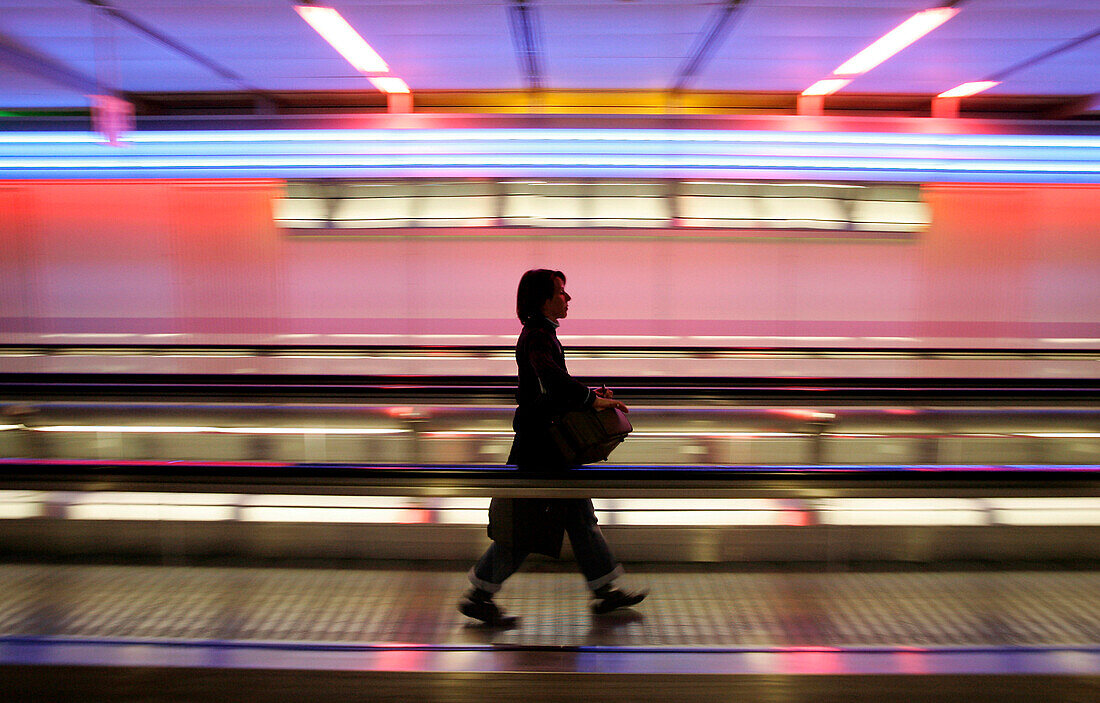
[672,0,748,92]
[80,0,276,111]
[508,0,544,91]
[0,32,108,96]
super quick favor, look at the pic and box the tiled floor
[1,564,1098,650]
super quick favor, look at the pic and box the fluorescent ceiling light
[833,7,960,76]
[801,78,852,97]
[938,80,1000,98]
[369,76,411,94]
[295,4,388,73]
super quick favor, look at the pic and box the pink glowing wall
[1,180,1097,346]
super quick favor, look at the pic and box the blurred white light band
[66,491,237,505]
[992,510,1100,526]
[817,509,987,526]
[986,498,1100,510]
[435,509,494,524]
[815,498,988,526]
[70,504,236,521]
[599,510,788,526]
[1,128,1098,182]
[268,499,421,523]
[436,498,493,509]
[3,492,1098,527]
[592,498,788,510]
[246,495,418,508]
[986,497,1100,526]
[1019,432,1100,438]
[424,430,514,437]
[0,491,46,519]
[67,492,239,521]
[241,507,409,523]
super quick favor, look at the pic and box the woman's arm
[527,330,627,413]
[527,329,593,411]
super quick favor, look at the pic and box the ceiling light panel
[849,3,1100,94]
[938,80,1000,98]
[796,5,961,98]
[295,5,388,73]
[832,7,959,77]
[801,78,852,97]
[369,77,411,94]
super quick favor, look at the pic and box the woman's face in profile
[541,276,570,321]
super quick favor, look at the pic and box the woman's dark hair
[516,269,565,323]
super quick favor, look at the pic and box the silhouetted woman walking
[459,269,646,626]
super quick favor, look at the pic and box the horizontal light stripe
[424,431,513,437]
[245,495,418,509]
[4,491,1100,527]
[818,509,987,526]
[70,492,238,504]
[815,498,988,526]
[66,492,238,521]
[240,507,407,523]
[1018,432,1100,438]
[6,333,1098,347]
[3,154,1095,172]
[434,509,491,524]
[0,504,41,519]
[3,128,1095,148]
[600,510,788,526]
[992,510,1100,526]
[986,498,1100,510]
[0,491,45,519]
[32,425,407,435]
[436,498,493,510]
[818,498,984,511]
[1,128,1096,182]
[630,431,804,438]
[592,498,787,510]
[69,504,235,520]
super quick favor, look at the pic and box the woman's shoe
[459,590,519,626]
[591,587,647,615]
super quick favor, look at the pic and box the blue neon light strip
[1,128,1098,181]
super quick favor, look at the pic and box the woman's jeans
[468,498,623,593]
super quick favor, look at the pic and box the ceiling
[1,0,1098,118]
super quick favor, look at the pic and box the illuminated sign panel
[273,179,930,235]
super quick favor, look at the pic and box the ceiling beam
[80,0,276,111]
[671,0,748,92]
[0,31,110,96]
[1047,93,1100,119]
[507,0,543,90]
[987,25,1100,83]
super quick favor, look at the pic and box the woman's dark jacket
[488,317,595,557]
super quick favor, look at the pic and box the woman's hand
[593,395,628,413]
